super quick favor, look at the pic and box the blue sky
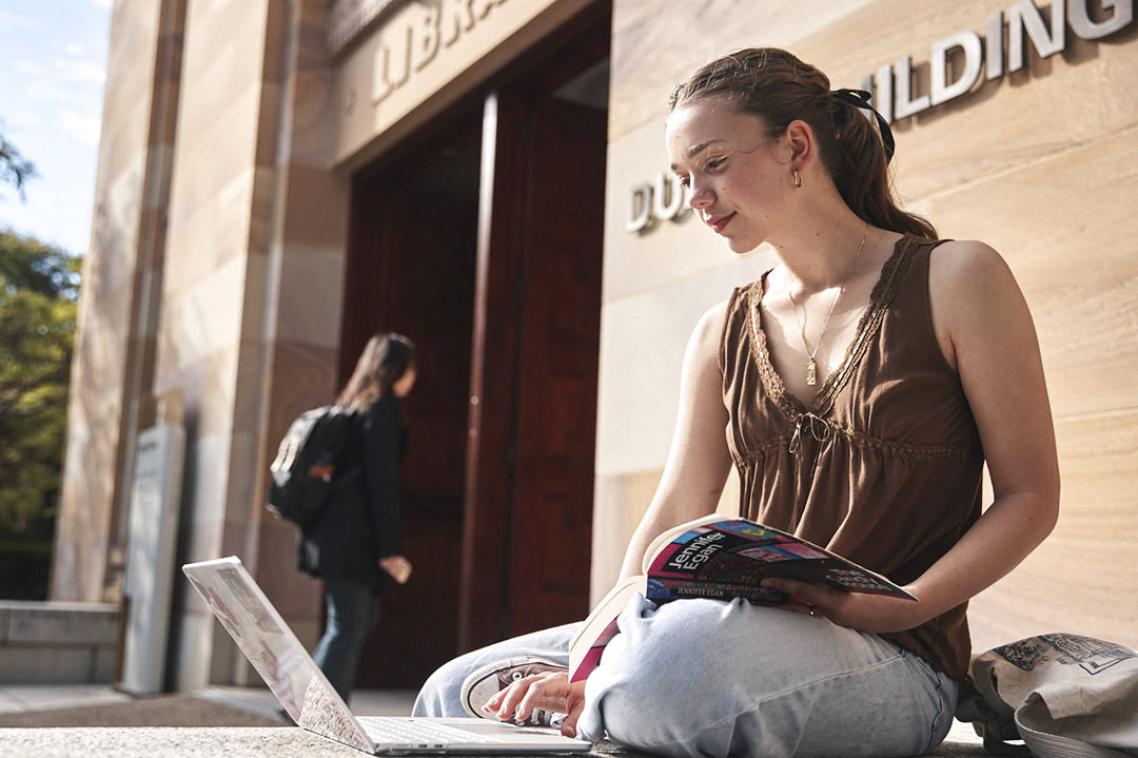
[0,0,112,255]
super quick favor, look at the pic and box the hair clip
[830,88,895,163]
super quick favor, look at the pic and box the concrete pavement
[0,683,989,756]
[0,683,416,719]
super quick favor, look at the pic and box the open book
[568,514,916,683]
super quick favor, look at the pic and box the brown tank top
[720,234,983,679]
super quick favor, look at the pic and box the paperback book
[568,514,915,682]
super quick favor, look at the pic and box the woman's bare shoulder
[929,239,1022,310]
[688,299,732,357]
[928,239,1029,368]
[930,239,1011,278]
[697,298,731,333]
[664,300,736,385]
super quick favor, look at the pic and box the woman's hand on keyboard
[482,670,587,739]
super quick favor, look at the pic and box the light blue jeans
[414,595,958,757]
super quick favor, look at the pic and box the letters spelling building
[56,0,1137,690]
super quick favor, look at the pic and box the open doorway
[340,112,482,688]
[339,1,611,688]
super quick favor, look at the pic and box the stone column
[154,0,349,689]
[53,0,187,604]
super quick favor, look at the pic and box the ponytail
[829,93,936,238]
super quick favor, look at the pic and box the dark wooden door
[343,1,611,669]
[508,97,606,633]
[460,90,607,649]
[341,181,477,688]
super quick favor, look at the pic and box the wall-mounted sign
[335,0,568,167]
[868,0,1133,122]
[120,422,185,696]
[626,173,692,233]
[371,0,510,105]
[627,0,1134,235]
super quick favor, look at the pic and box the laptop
[182,557,591,755]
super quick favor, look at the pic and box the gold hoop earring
[793,170,802,188]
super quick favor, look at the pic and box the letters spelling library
[56,0,1137,690]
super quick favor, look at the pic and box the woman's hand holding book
[761,577,927,634]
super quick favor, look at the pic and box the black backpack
[267,405,354,526]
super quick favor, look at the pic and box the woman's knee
[413,652,478,717]
[413,623,578,718]
[587,602,950,757]
[583,603,729,747]
[582,598,815,749]
[587,670,723,754]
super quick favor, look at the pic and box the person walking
[413,48,1060,758]
[298,332,417,703]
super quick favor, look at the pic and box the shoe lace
[522,708,566,729]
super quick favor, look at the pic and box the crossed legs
[415,596,958,758]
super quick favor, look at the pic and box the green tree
[0,230,79,534]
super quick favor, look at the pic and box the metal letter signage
[626,183,653,233]
[627,175,690,233]
[627,0,1135,235]
[930,31,983,105]
[869,0,1134,121]
[373,0,509,105]
[1069,0,1134,37]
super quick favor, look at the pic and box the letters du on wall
[627,0,1134,235]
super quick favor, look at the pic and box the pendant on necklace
[806,358,817,386]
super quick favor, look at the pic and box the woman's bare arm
[487,301,736,736]
[905,240,1060,617]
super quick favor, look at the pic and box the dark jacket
[297,394,408,590]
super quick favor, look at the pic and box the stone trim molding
[328,0,407,56]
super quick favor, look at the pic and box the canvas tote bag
[960,634,1138,757]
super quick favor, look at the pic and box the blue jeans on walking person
[312,575,380,704]
[414,594,959,758]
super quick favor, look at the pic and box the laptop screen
[183,557,376,752]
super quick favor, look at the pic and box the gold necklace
[785,222,870,386]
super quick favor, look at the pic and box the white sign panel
[120,423,186,695]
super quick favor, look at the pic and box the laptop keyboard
[359,717,497,745]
